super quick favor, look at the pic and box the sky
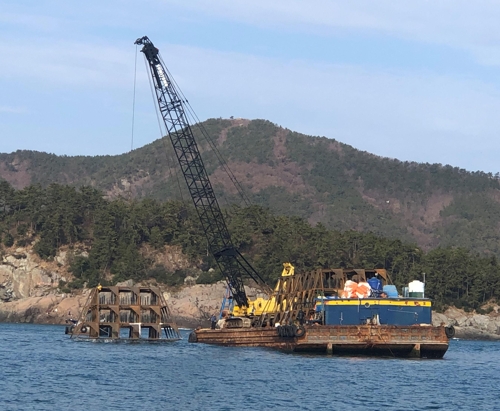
[1,1,500,173]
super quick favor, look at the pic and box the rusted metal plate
[190,324,449,358]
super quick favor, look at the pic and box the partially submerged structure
[69,285,181,341]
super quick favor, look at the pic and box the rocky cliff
[433,307,500,340]
[0,245,249,328]
[1,246,500,338]
[0,247,68,303]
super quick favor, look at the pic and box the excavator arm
[135,36,267,309]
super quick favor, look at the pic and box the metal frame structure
[70,285,181,341]
[263,268,389,326]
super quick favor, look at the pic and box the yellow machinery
[230,263,390,326]
[231,262,295,318]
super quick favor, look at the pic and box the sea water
[0,323,499,411]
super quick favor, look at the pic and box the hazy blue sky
[2,1,500,173]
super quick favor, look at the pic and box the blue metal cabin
[315,297,432,326]
[305,267,431,326]
[268,266,432,329]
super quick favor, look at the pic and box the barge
[188,266,454,358]
[134,37,452,358]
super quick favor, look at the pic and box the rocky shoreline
[0,245,229,329]
[433,307,500,340]
[2,246,500,339]
[2,286,500,340]
[0,282,229,330]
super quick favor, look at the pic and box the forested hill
[1,118,500,255]
[0,182,499,312]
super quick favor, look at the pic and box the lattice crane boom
[135,36,267,308]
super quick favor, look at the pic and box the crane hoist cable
[155,52,270,234]
[155,51,254,210]
[131,44,138,153]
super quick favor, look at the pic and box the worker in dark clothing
[210,314,217,329]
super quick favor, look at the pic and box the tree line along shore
[1,180,499,314]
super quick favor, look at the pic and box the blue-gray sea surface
[0,323,498,411]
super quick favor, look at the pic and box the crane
[135,36,268,311]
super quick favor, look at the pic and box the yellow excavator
[230,262,295,318]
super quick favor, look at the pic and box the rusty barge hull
[189,325,449,358]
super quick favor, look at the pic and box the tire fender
[295,325,306,338]
[445,325,455,339]
[188,331,198,343]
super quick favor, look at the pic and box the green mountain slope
[1,118,499,255]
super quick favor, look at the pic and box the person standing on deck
[210,314,217,329]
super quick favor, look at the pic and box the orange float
[341,280,371,298]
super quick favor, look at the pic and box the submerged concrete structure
[69,285,181,341]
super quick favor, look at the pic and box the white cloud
[0,38,140,89]
[1,1,500,172]
[160,44,500,171]
[2,34,500,170]
[167,0,500,66]
[0,106,26,114]
[0,11,60,31]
